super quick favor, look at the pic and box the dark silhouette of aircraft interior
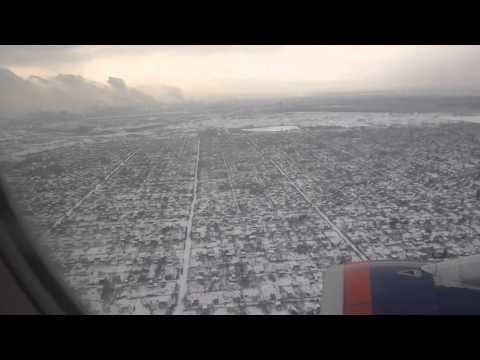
[0,177,83,314]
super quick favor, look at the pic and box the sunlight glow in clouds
[3,45,480,99]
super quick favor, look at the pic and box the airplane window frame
[0,175,84,315]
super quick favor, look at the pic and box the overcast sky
[1,45,480,99]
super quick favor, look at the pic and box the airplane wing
[321,255,480,315]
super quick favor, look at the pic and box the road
[245,137,369,261]
[221,155,241,213]
[173,139,200,314]
[41,149,138,240]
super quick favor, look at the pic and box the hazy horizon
[3,45,480,114]
[3,46,480,95]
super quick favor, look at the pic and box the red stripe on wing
[344,262,373,315]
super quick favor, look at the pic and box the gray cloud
[0,45,82,66]
[0,67,183,115]
[108,76,127,91]
[378,46,480,94]
[3,46,480,99]
[138,84,185,103]
[0,45,283,67]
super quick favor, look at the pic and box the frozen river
[242,125,300,132]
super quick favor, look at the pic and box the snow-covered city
[2,110,480,314]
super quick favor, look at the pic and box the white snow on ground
[192,112,480,130]
[40,150,138,240]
